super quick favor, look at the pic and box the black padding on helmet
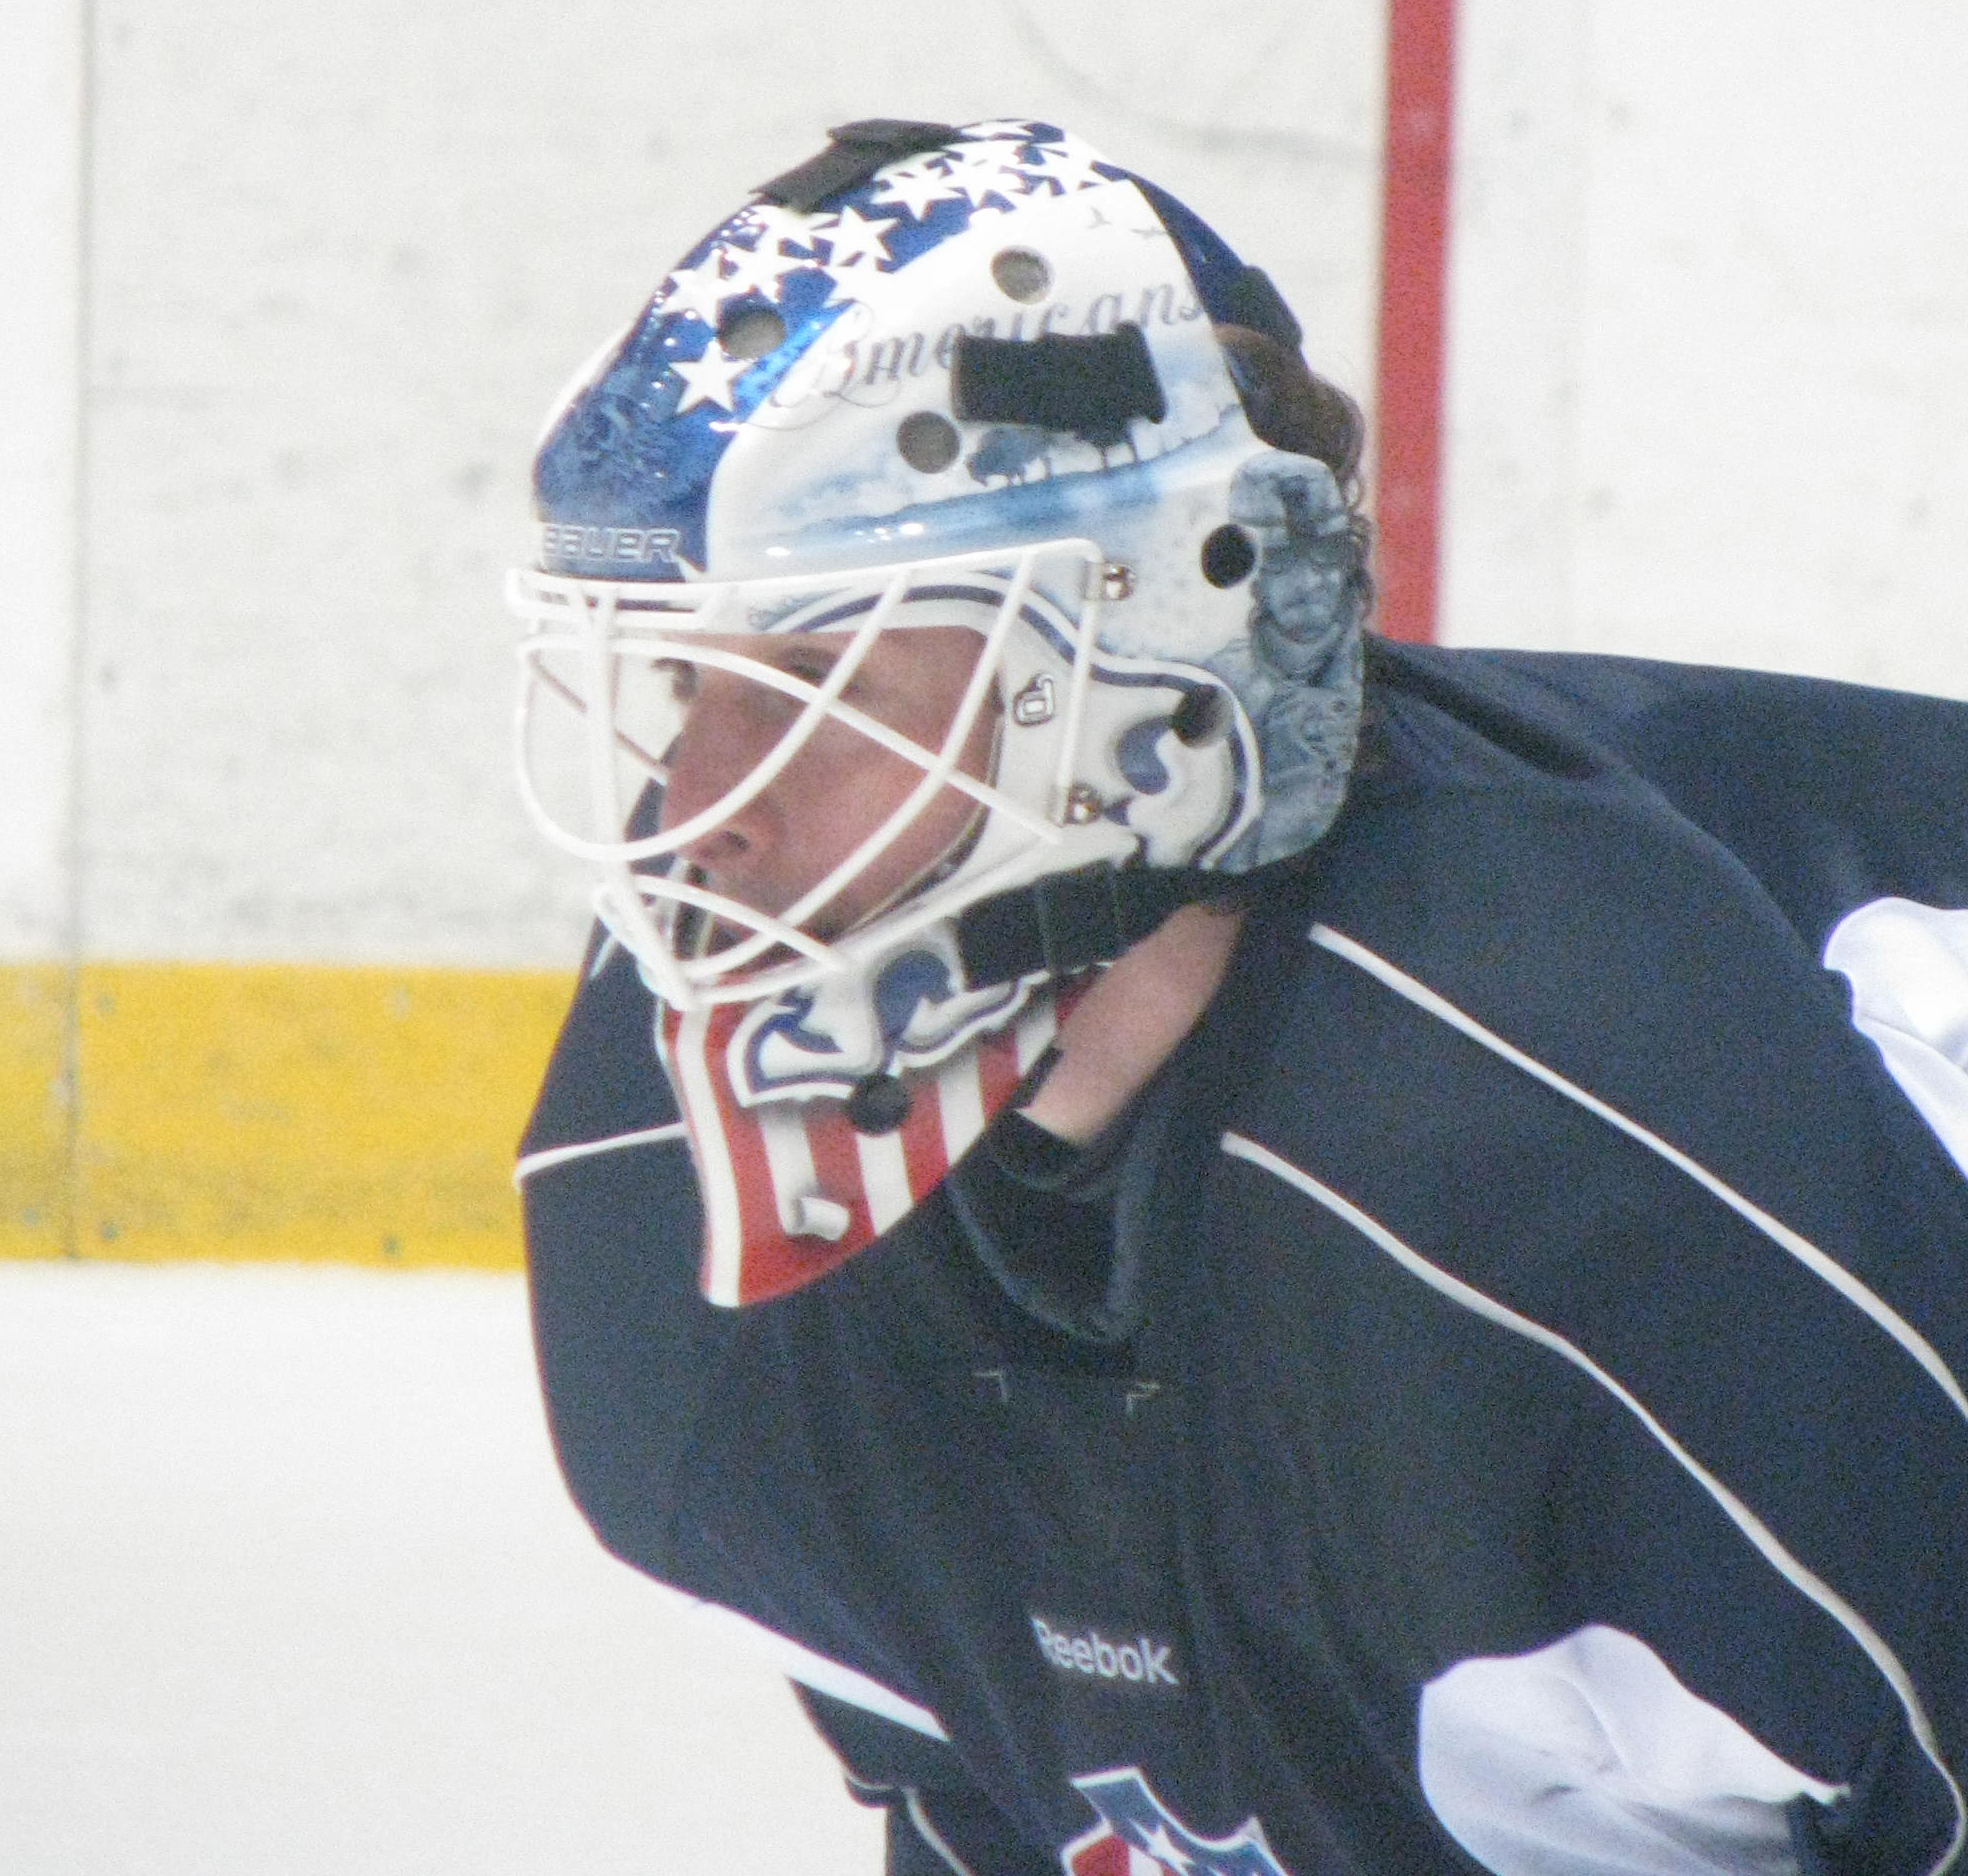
[754,120,961,212]
[1221,265,1303,352]
[951,325,1167,446]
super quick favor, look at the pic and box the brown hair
[1215,324,1366,503]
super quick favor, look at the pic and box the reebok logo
[1031,1615,1181,1690]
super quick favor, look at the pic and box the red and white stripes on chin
[660,989,1077,1308]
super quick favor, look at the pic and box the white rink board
[0,1263,883,1876]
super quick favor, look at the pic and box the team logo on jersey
[1062,1769,1292,1876]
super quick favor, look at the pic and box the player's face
[655,626,996,942]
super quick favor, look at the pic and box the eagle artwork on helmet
[509,119,1372,1304]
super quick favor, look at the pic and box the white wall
[66,0,1382,972]
[1446,0,1968,695]
[0,3,82,961]
[11,0,1968,972]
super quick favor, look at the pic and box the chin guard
[660,976,1093,1307]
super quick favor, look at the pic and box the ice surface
[0,1262,884,1875]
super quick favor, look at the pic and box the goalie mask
[510,119,1370,1303]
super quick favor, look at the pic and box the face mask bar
[509,539,1113,1012]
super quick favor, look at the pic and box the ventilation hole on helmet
[896,411,961,473]
[990,247,1052,304]
[1171,687,1230,746]
[1200,523,1257,588]
[718,305,786,359]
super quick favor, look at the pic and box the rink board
[0,962,572,1267]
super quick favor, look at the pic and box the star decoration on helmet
[733,201,822,254]
[717,236,807,304]
[661,258,739,328]
[936,148,1030,210]
[868,161,960,221]
[1017,139,1107,193]
[671,339,748,413]
[813,204,899,271]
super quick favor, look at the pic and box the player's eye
[776,649,844,692]
[652,657,698,702]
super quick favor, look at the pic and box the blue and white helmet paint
[510,120,1368,1092]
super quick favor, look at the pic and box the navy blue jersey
[520,644,1968,1876]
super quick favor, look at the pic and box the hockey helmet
[509,118,1370,1105]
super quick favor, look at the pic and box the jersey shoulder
[1365,641,1968,952]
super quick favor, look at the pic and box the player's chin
[663,861,883,959]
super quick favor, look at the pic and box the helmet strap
[954,862,1245,989]
[753,119,963,213]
